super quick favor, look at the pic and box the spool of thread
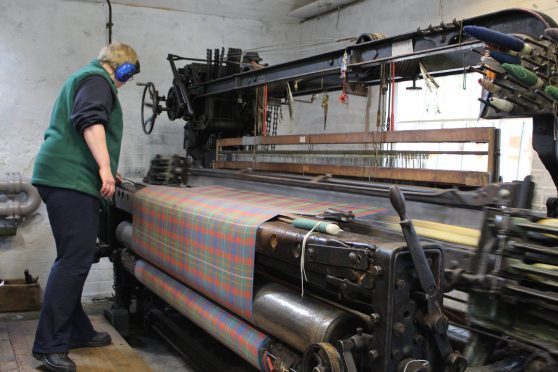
[489,50,521,65]
[464,26,532,54]
[480,56,505,73]
[292,218,341,235]
[489,97,514,113]
[485,70,497,80]
[544,85,558,101]
[544,28,558,43]
[501,63,544,89]
[478,78,501,93]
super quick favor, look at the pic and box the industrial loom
[98,8,558,372]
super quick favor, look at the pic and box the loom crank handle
[389,186,467,372]
[389,186,437,297]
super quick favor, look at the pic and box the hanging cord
[105,0,113,44]
[300,222,321,298]
[339,50,349,104]
[390,62,396,131]
[263,85,269,137]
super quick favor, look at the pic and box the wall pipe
[0,173,41,218]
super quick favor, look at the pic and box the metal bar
[217,128,497,148]
[487,129,496,182]
[191,9,553,98]
[188,168,531,208]
[213,161,490,186]
[220,150,489,156]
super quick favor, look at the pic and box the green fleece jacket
[32,60,123,198]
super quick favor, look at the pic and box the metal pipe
[0,173,41,218]
[115,221,133,249]
[252,282,367,352]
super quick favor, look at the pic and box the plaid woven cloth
[134,260,270,368]
[132,185,383,319]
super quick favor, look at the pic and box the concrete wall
[0,0,290,299]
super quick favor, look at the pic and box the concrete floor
[0,299,193,372]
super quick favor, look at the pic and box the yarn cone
[489,50,521,65]
[501,63,544,88]
[489,97,514,113]
[464,26,530,54]
[544,85,558,101]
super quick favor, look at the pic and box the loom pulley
[302,343,343,372]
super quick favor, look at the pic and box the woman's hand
[99,166,115,198]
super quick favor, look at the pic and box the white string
[403,359,430,372]
[300,222,322,298]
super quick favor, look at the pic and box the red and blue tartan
[134,259,270,368]
[132,185,384,319]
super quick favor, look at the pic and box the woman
[31,42,140,372]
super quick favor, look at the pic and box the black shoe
[83,331,112,347]
[33,352,76,372]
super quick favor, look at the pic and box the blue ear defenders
[114,61,140,82]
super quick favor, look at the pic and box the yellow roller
[537,218,558,238]
[382,217,480,248]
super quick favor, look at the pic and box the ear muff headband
[114,61,140,82]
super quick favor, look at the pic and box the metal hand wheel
[138,82,163,134]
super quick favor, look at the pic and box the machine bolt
[370,313,381,324]
[368,350,380,361]
[414,335,424,345]
[308,247,315,258]
[396,279,406,290]
[393,322,406,335]
[403,346,413,356]
[349,252,358,265]
[357,327,363,335]
[371,266,383,276]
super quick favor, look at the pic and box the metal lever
[389,186,467,372]
[389,186,437,297]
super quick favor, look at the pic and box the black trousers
[33,185,99,353]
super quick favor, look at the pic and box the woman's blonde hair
[97,42,138,70]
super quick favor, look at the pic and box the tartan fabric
[132,185,384,319]
[134,260,270,368]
